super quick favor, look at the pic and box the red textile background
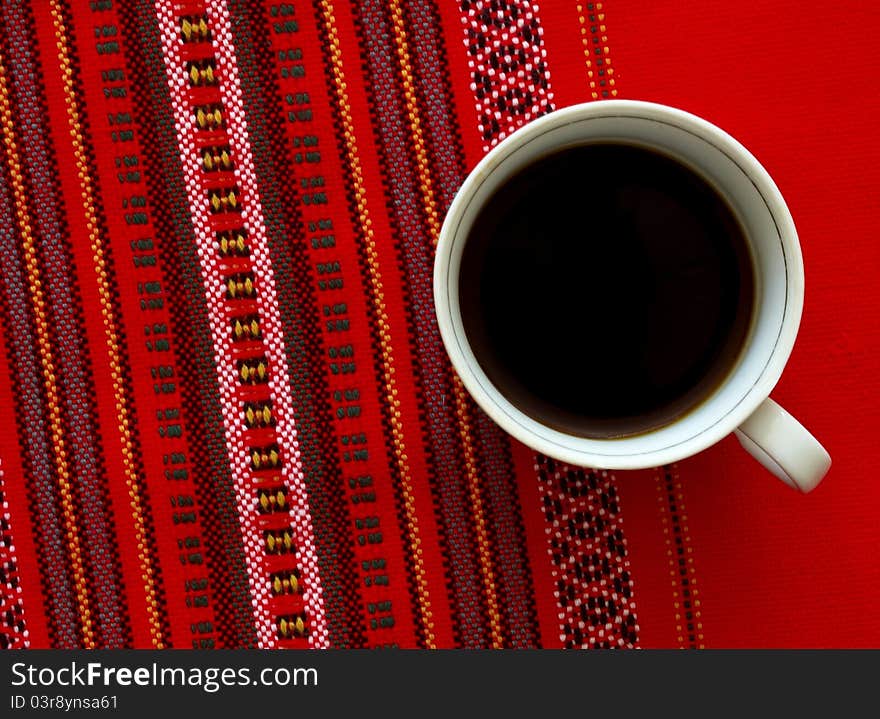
[0,0,877,649]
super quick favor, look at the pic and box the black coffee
[458,143,755,438]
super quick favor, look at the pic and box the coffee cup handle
[733,398,831,493]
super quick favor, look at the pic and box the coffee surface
[458,142,755,438]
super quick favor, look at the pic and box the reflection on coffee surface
[458,143,755,438]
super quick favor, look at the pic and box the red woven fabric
[0,0,877,649]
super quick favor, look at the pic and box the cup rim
[434,99,804,469]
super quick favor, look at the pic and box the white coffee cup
[434,100,830,492]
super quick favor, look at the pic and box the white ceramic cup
[434,100,831,492]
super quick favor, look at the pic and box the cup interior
[435,101,803,469]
